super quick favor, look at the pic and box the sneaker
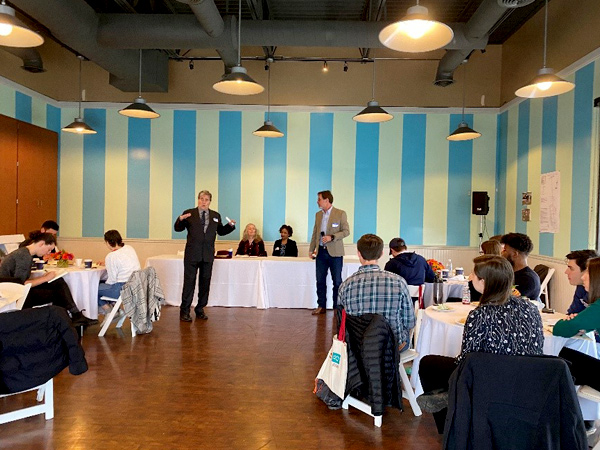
[416,390,449,413]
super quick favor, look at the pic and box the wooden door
[0,115,18,234]
[16,122,58,235]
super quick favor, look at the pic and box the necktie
[202,211,208,233]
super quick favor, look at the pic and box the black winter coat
[0,306,88,394]
[444,352,587,450]
[339,311,403,416]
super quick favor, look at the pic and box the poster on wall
[540,171,560,233]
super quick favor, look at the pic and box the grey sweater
[0,247,33,283]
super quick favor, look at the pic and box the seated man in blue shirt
[339,234,415,352]
[565,249,599,315]
[384,237,435,286]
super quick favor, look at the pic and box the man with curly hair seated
[500,232,540,300]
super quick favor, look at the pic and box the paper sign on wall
[540,171,560,233]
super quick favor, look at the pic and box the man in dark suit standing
[174,190,236,322]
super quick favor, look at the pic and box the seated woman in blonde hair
[235,223,267,257]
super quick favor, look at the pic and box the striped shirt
[339,264,415,346]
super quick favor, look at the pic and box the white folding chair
[0,282,32,312]
[98,293,136,337]
[0,379,54,424]
[407,284,425,310]
[577,385,600,449]
[539,268,555,308]
[398,300,424,417]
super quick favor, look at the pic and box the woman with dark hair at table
[98,230,141,316]
[554,257,600,393]
[235,223,267,257]
[469,240,503,302]
[417,255,544,433]
[272,224,298,257]
[0,232,96,326]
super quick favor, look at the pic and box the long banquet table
[146,255,361,309]
[412,303,600,419]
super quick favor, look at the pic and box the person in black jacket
[272,224,298,257]
[384,237,435,285]
[174,190,236,322]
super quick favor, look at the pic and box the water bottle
[462,284,471,305]
[447,258,453,276]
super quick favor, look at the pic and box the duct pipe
[10,0,168,92]
[434,0,514,86]
[175,0,238,67]
[1,46,44,73]
[98,16,488,51]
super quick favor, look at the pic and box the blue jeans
[98,282,125,307]
[315,247,343,309]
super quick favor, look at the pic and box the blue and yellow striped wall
[495,59,600,257]
[1,51,598,258]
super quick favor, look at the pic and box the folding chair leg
[342,395,382,427]
[400,364,422,416]
[98,298,122,337]
[43,379,54,420]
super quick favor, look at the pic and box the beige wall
[501,0,600,105]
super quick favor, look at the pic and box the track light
[343,62,348,72]
[189,60,194,70]
[322,61,328,73]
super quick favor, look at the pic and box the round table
[412,303,600,419]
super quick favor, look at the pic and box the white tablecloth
[34,266,107,319]
[145,255,361,309]
[412,303,600,419]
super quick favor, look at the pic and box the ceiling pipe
[175,0,238,67]
[97,16,488,51]
[434,0,525,87]
[0,46,44,72]
[10,0,168,92]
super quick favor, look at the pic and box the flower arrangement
[52,250,74,268]
[427,259,445,274]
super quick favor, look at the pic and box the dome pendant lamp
[0,0,44,48]
[119,49,160,119]
[62,56,96,135]
[515,0,574,98]
[379,1,453,53]
[447,63,481,141]
[213,0,263,95]
[253,63,283,138]
[353,58,393,123]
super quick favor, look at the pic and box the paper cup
[84,259,93,269]
[455,267,464,276]
[75,258,82,267]
[35,260,45,270]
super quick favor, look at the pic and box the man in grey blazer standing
[308,190,350,315]
[174,190,236,322]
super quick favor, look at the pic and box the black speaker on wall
[472,191,489,215]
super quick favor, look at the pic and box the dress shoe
[180,313,192,322]
[196,309,208,320]
[312,307,326,315]
[71,312,99,327]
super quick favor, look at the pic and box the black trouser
[419,354,458,434]
[559,347,600,391]
[181,259,213,315]
[25,278,79,314]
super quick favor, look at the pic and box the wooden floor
[0,307,443,449]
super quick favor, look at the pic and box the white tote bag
[315,310,348,399]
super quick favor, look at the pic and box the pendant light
[213,0,263,95]
[62,56,96,135]
[379,1,453,53]
[253,63,283,138]
[0,0,43,48]
[353,58,393,123]
[119,49,160,119]
[515,0,574,98]
[447,63,480,141]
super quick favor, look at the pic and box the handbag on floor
[314,309,348,402]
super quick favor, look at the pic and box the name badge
[213,217,219,222]
[274,247,280,251]
[332,223,339,228]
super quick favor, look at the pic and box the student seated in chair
[97,230,141,316]
[339,234,414,352]
[0,232,96,327]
